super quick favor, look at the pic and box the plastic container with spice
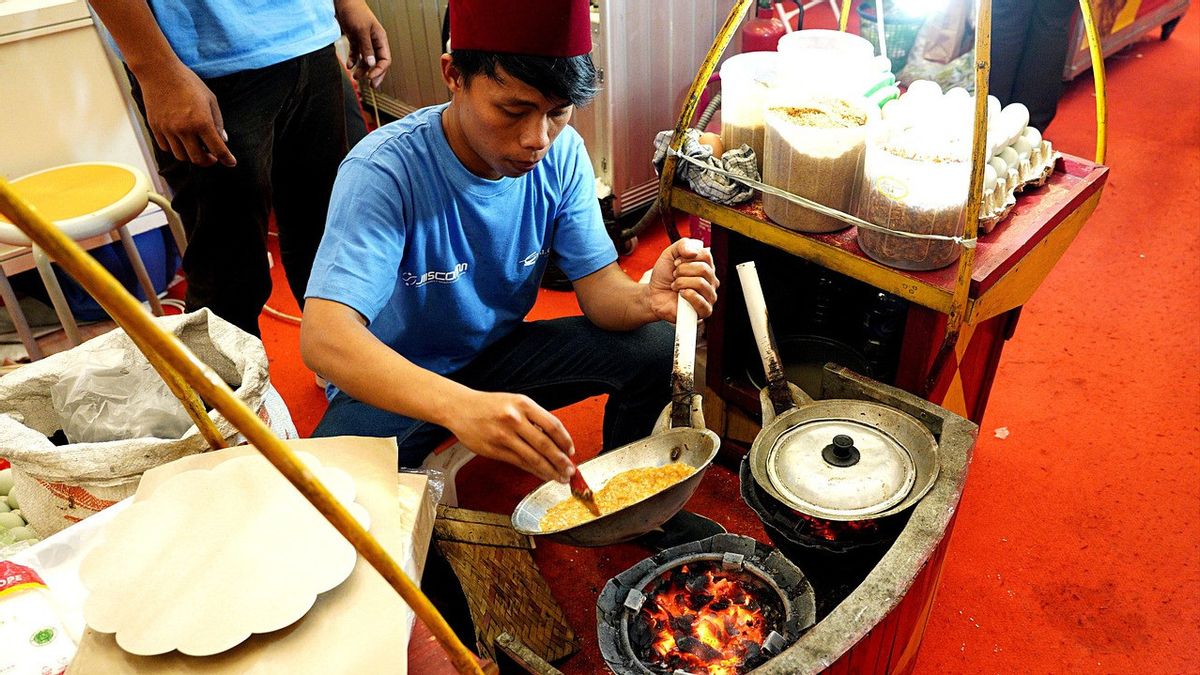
[719,50,782,169]
[853,117,972,271]
[776,30,894,103]
[762,95,879,233]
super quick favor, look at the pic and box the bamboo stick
[0,177,492,675]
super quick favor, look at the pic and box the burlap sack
[0,309,297,537]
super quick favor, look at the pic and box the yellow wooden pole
[922,0,991,398]
[0,178,492,675]
[656,0,754,221]
[1078,0,1108,164]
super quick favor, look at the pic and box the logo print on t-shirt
[520,248,551,267]
[402,262,469,287]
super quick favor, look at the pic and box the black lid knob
[823,434,860,467]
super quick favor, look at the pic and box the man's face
[441,55,574,179]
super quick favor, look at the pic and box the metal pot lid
[767,418,914,518]
[751,399,939,521]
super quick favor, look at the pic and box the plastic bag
[0,309,298,537]
[49,347,192,444]
[898,3,976,91]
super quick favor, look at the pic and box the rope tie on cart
[667,147,979,250]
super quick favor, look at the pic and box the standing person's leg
[989,0,1037,106]
[341,69,370,149]
[1012,0,1077,131]
[127,67,291,337]
[271,45,348,309]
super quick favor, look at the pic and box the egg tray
[979,135,1060,234]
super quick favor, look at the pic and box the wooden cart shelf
[672,154,1108,325]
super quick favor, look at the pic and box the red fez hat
[450,0,593,58]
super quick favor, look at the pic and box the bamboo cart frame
[657,0,1109,403]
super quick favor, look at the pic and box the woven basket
[857,2,924,75]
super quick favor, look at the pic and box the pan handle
[736,261,810,419]
[669,293,699,429]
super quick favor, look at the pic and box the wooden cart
[656,0,1110,429]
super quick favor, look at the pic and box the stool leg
[116,226,165,316]
[0,264,44,360]
[32,246,83,347]
[147,192,187,257]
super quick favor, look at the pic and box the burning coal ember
[794,511,880,542]
[630,561,782,674]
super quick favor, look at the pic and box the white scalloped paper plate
[79,452,369,657]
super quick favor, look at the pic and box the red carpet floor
[257,11,1200,674]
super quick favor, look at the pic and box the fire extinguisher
[741,0,803,52]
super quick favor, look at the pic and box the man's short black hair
[450,50,599,108]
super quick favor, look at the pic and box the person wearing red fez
[301,0,720,539]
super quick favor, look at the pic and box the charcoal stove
[597,534,816,675]
[738,457,911,616]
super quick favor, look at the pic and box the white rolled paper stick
[736,261,776,382]
[674,292,698,385]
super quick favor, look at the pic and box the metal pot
[511,296,721,546]
[737,261,939,522]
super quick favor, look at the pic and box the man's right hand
[446,391,576,484]
[139,65,236,168]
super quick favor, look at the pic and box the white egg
[1013,137,1033,161]
[0,511,24,529]
[0,467,12,496]
[0,501,9,513]
[945,87,970,103]
[998,103,1030,146]
[1021,126,1043,147]
[999,146,1020,169]
[987,95,1002,121]
[906,80,943,101]
[989,156,1009,179]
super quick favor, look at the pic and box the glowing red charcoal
[635,562,781,675]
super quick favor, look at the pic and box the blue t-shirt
[306,104,617,383]
[144,1,339,78]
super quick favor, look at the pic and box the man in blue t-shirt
[301,0,720,489]
[90,0,390,336]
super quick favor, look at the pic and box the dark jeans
[128,45,348,336]
[990,0,1077,132]
[312,317,676,468]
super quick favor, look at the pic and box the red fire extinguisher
[741,0,803,52]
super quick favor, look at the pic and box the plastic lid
[719,50,782,85]
[765,417,916,519]
[777,29,874,61]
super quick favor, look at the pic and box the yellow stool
[0,162,186,359]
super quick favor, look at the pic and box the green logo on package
[31,627,56,646]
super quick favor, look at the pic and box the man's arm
[334,0,391,89]
[573,238,719,330]
[90,0,235,167]
[300,299,576,483]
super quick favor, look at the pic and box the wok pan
[511,295,720,546]
[737,262,939,522]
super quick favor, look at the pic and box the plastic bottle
[0,561,75,675]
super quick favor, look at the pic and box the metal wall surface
[598,0,736,214]
[367,0,448,116]
[366,0,737,214]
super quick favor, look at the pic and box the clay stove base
[747,366,977,674]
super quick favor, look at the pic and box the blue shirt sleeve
[551,130,618,281]
[305,156,406,324]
